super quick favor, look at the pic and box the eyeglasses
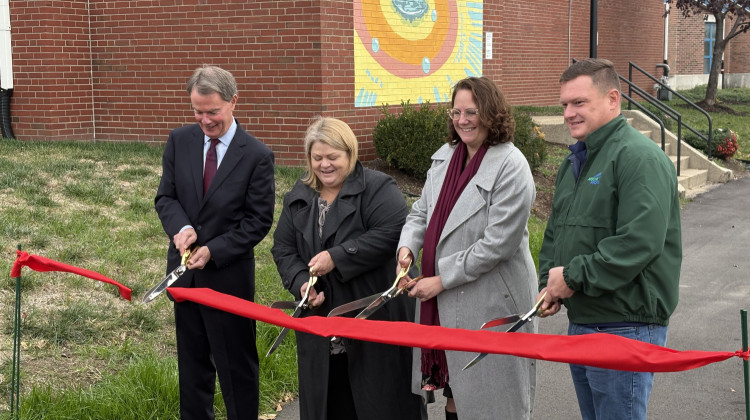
[447,108,479,120]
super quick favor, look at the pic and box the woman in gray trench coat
[272,116,424,420]
[397,77,538,419]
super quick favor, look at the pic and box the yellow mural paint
[354,0,483,108]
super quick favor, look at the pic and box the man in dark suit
[155,65,275,419]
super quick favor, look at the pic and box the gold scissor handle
[180,248,193,266]
[396,275,423,295]
[303,267,319,302]
[391,258,412,289]
[526,290,548,319]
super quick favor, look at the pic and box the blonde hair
[301,116,358,190]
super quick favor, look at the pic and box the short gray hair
[186,65,237,101]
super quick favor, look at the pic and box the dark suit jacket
[155,121,275,299]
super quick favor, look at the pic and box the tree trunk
[704,44,724,107]
[704,13,727,107]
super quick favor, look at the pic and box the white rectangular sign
[485,32,493,60]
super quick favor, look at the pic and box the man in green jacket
[538,58,682,420]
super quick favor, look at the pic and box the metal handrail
[619,76,682,176]
[621,90,667,152]
[628,61,713,160]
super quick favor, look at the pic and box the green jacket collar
[583,114,627,153]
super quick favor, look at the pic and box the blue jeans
[568,323,668,420]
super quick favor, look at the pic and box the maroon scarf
[420,141,488,388]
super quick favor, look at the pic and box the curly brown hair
[447,76,515,146]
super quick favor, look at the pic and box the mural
[354,0,484,107]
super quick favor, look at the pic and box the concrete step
[532,115,574,146]
[671,154,691,172]
[677,168,709,190]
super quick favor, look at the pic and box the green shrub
[683,128,739,160]
[373,103,548,177]
[372,101,449,180]
[512,108,547,172]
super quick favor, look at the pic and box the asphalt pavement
[271,175,750,419]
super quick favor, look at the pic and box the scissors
[266,268,318,357]
[327,259,419,319]
[461,291,547,371]
[142,247,193,303]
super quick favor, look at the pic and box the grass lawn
[0,140,299,419]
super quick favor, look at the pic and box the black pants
[175,300,259,420]
[327,353,359,420]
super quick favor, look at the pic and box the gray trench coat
[398,143,538,419]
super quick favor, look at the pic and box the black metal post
[741,309,748,420]
[10,244,22,419]
[1,88,16,139]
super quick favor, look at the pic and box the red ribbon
[11,250,132,301]
[169,287,749,372]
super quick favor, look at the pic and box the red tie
[203,138,220,194]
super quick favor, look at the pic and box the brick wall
[598,0,665,90]
[7,0,732,165]
[726,28,750,73]
[669,11,705,75]
[489,0,590,106]
[88,0,330,166]
[10,1,94,140]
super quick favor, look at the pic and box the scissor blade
[461,315,521,371]
[464,293,548,371]
[505,292,546,333]
[270,300,303,310]
[142,265,187,303]
[480,315,521,329]
[265,327,291,357]
[505,317,532,333]
[266,304,304,357]
[327,293,381,317]
[462,352,488,371]
[354,294,388,319]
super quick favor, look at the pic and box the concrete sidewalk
[270,175,750,419]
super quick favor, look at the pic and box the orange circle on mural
[355,0,458,77]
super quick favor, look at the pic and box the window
[704,21,716,74]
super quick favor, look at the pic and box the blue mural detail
[431,8,437,22]
[356,87,378,107]
[366,69,384,88]
[465,37,482,77]
[422,57,431,74]
[372,38,380,53]
[392,0,429,22]
[433,86,442,102]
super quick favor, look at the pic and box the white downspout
[568,0,572,64]
[0,0,12,90]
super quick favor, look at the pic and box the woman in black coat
[271,116,424,420]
